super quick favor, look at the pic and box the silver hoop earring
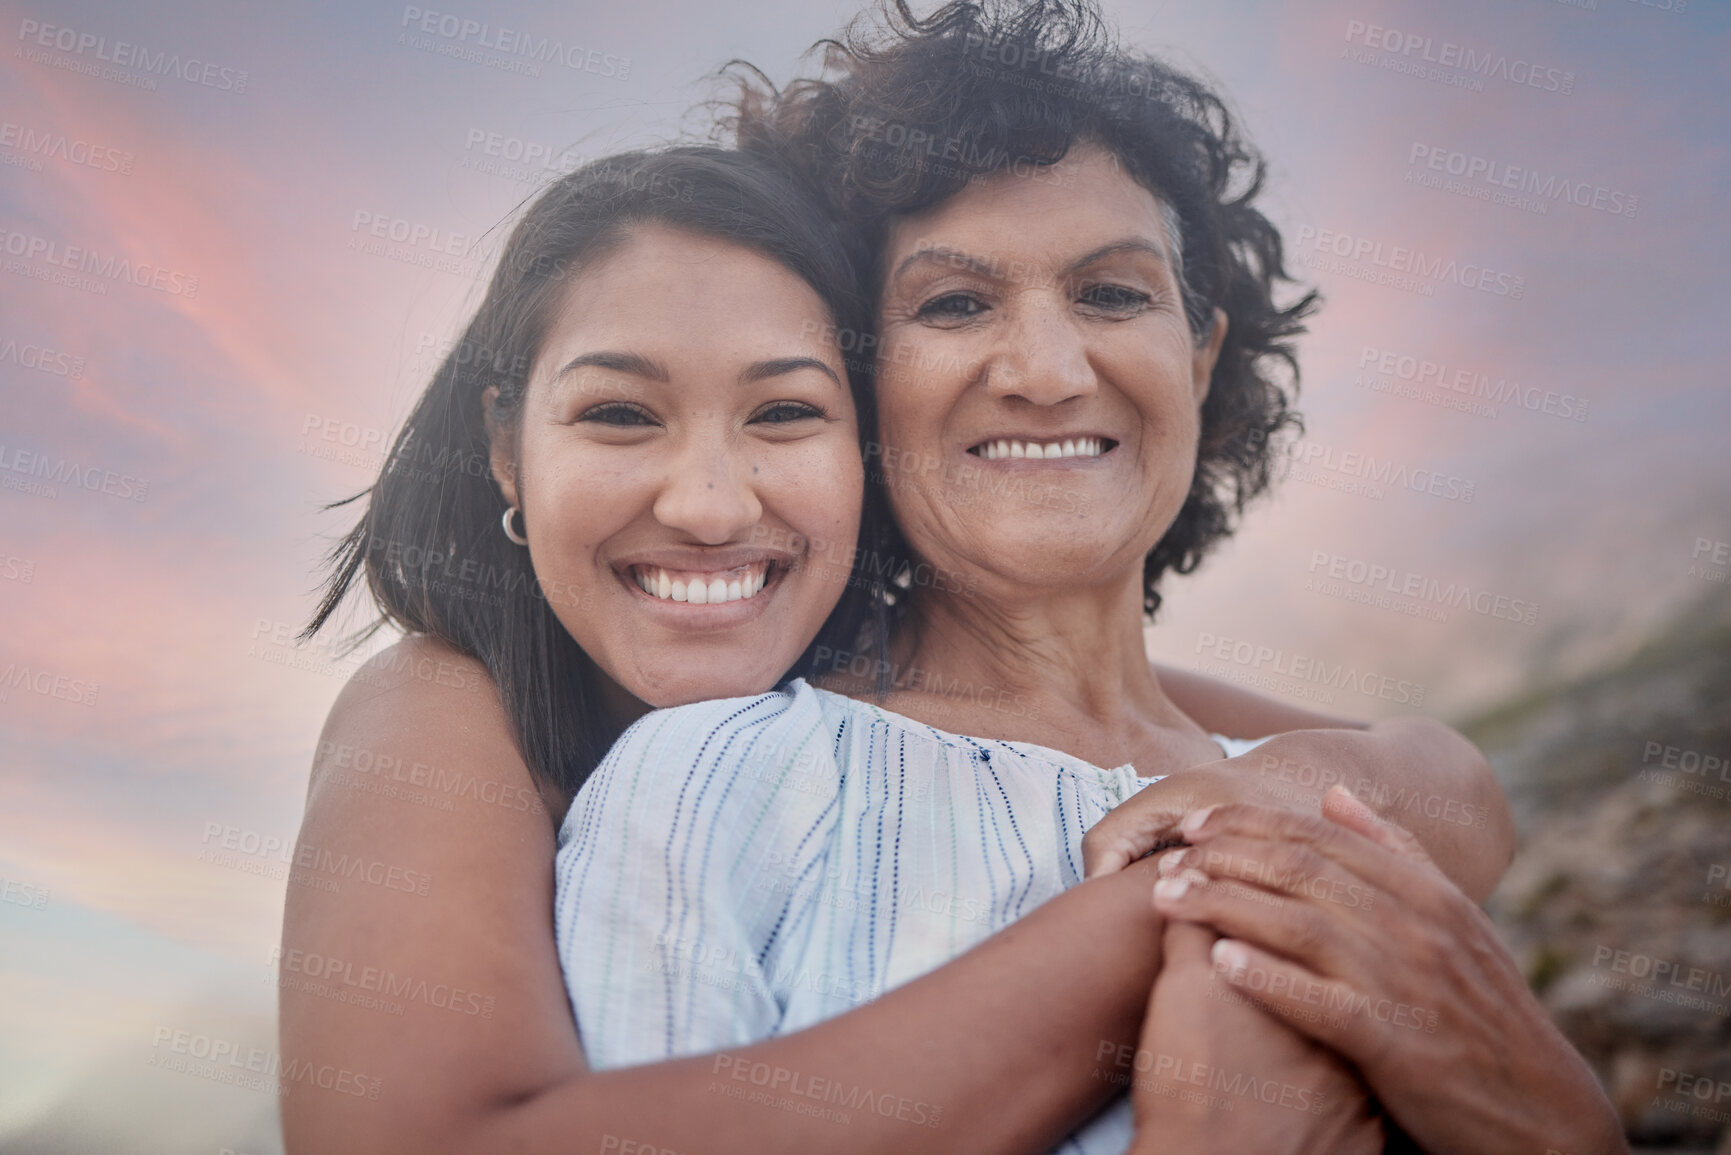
[501,506,529,546]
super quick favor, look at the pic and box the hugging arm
[1108,665,1515,902]
[282,638,1169,1155]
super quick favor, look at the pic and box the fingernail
[1153,876,1191,903]
[1211,938,1248,974]
[1156,848,1189,875]
[1180,805,1218,840]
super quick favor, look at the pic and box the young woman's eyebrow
[553,350,670,382]
[740,356,842,388]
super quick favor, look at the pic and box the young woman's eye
[1078,284,1153,312]
[577,402,659,427]
[751,401,827,425]
[915,292,988,322]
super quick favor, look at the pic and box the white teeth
[632,564,772,605]
[977,437,1108,461]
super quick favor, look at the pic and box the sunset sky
[2,0,1727,1149]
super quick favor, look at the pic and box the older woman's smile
[969,435,1116,461]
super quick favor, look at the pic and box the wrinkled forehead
[878,143,1185,281]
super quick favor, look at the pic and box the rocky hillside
[1468,590,1731,1153]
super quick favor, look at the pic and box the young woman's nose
[983,294,1098,405]
[651,436,764,544]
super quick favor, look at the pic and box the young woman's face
[873,144,1225,600]
[491,224,863,708]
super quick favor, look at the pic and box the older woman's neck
[864,575,1212,770]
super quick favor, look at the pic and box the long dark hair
[731,0,1315,616]
[306,147,890,802]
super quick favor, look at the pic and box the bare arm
[1092,667,1515,902]
[281,636,1166,1155]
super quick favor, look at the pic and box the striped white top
[555,678,1268,1154]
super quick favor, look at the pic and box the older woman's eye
[1079,284,1153,312]
[750,402,827,425]
[915,292,988,322]
[578,402,659,427]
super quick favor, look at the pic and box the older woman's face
[875,144,1225,600]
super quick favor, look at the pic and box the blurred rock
[1468,590,1731,1152]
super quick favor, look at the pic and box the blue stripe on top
[555,678,1269,1154]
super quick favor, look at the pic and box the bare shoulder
[1153,660,1364,737]
[282,635,584,1152]
[310,634,555,820]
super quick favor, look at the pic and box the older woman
[555,1,1624,1153]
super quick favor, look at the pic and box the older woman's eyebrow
[890,245,1001,283]
[552,351,669,382]
[1067,239,1170,271]
[740,356,842,388]
[891,238,1171,286]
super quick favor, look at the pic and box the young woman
[284,93,1513,1155]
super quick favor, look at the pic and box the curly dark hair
[729,0,1315,615]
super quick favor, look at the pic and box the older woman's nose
[984,296,1097,405]
[652,440,764,544]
